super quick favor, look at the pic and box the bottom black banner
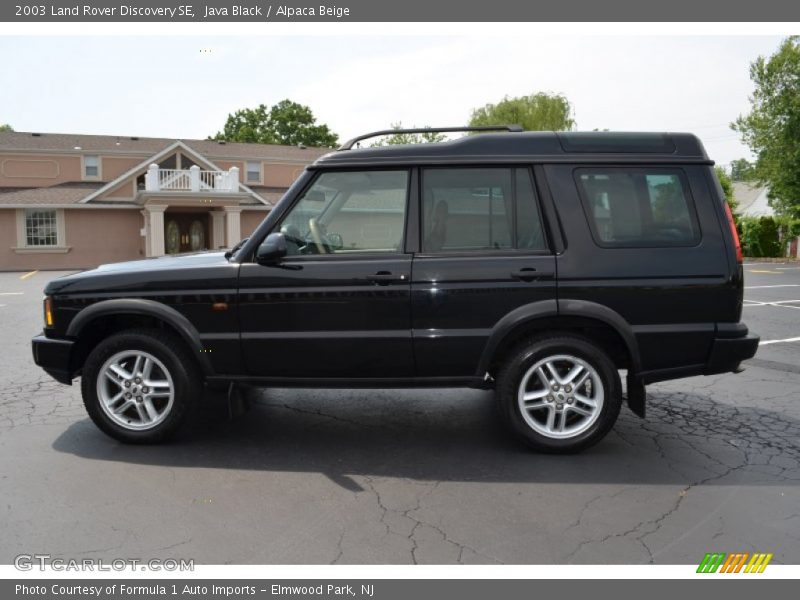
[3,579,794,600]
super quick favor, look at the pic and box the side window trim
[516,166,551,253]
[533,164,565,254]
[404,167,421,254]
[573,166,702,249]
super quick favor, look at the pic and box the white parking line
[745,284,800,289]
[0,292,24,296]
[760,337,800,346]
[744,299,800,308]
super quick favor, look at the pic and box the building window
[25,209,59,247]
[246,161,261,183]
[84,155,99,178]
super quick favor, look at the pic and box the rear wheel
[496,335,622,453]
[81,329,200,443]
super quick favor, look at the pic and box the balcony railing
[144,164,240,193]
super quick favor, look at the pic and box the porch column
[224,206,242,248]
[189,165,201,192]
[211,211,226,250]
[146,205,167,257]
[145,164,159,192]
[140,209,150,257]
[229,166,240,192]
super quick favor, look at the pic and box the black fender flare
[476,299,558,375]
[558,298,641,373]
[66,298,214,376]
[475,298,641,375]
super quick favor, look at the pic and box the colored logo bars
[697,552,773,573]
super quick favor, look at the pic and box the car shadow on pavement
[52,386,800,491]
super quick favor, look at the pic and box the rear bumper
[639,322,759,384]
[704,323,760,376]
[31,333,75,385]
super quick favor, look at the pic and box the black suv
[32,128,759,452]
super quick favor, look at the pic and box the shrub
[739,216,783,257]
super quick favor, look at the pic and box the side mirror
[256,233,288,265]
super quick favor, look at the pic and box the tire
[80,328,201,444]
[496,334,622,453]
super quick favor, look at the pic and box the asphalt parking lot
[1,266,798,565]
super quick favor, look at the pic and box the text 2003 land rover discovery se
[32,128,759,453]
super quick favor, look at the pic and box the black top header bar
[2,0,799,22]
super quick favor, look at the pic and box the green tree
[732,36,800,217]
[212,99,338,148]
[729,158,757,182]
[370,122,447,146]
[469,92,575,131]
[0,124,13,132]
[715,166,738,213]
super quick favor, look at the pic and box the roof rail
[338,125,524,151]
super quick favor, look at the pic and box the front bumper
[31,333,75,385]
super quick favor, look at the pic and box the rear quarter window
[574,167,701,248]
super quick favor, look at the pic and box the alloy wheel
[96,350,175,431]
[517,354,604,439]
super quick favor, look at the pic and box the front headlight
[43,296,54,327]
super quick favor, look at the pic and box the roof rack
[338,125,524,151]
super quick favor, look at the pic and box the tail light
[43,296,54,327]
[723,202,743,264]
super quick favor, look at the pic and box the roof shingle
[0,182,106,205]
[0,131,330,161]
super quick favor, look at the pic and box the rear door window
[575,168,700,247]
[421,167,548,253]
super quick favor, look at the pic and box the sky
[0,35,785,167]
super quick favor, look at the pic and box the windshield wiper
[224,237,249,260]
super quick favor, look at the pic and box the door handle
[366,271,406,285]
[510,267,553,282]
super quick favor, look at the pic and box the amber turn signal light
[44,296,54,327]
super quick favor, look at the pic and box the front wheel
[81,329,200,444]
[496,335,622,453]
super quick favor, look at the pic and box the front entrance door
[164,212,209,254]
[238,169,414,379]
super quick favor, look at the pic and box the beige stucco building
[0,131,327,270]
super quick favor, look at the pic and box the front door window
[277,170,409,255]
[189,220,205,251]
[165,220,180,254]
[163,213,209,254]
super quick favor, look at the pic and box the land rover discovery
[31,127,759,452]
